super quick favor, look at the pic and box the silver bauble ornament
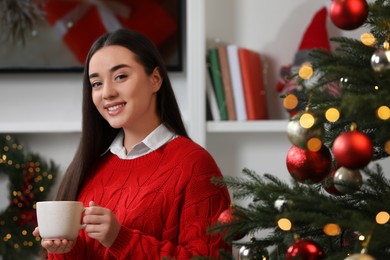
[238,245,269,260]
[286,120,324,149]
[345,253,376,260]
[238,245,252,260]
[333,167,363,194]
[371,47,390,73]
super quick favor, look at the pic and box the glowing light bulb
[376,211,390,224]
[325,108,340,122]
[283,94,298,110]
[300,113,315,128]
[277,218,292,231]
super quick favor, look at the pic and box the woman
[33,28,231,259]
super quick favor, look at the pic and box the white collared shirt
[108,124,176,159]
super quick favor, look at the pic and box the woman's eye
[91,82,102,88]
[115,74,128,81]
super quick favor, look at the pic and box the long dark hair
[56,28,188,201]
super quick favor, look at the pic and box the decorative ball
[345,253,376,260]
[329,0,368,30]
[333,167,363,194]
[332,130,373,169]
[217,207,246,241]
[286,145,332,184]
[218,207,236,224]
[286,120,324,149]
[371,47,390,73]
[322,171,344,196]
[286,239,325,260]
[238,245,269,260]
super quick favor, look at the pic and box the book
[206,48,228,120]
[238,48,268,120]
[206,67,221,121]
[217,44,236,120]
[226,44,247,121]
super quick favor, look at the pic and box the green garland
[0,134,58,260]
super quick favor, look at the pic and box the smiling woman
[32,28,231,259]
[0,0,184,72]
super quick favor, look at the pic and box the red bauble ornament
[286,239,325,260]
[332,130,373,169]
[286,145,332,184]
[218,207,237,224]
[329,0,368,30]
[217,206,246,241]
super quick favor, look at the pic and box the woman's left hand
[83,201,121,248]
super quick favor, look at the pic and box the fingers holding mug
[41,238,75,254]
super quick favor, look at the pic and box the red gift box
[43,0,178,64]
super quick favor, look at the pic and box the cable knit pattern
[48,136,231,260]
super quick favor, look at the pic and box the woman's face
[89,45,162,132]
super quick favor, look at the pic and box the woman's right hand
[33,227,76,254]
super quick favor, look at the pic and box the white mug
[36,201,85,240]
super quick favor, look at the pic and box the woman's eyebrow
[89,64,131,79]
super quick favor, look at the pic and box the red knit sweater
[49,136,231,260]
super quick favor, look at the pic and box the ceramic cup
[36,201,85,240]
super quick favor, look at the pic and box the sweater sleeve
[108,150,232,259]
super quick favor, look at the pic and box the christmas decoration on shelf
[209,0,390,259]
[276,7,340,117]
[0,134,58,259]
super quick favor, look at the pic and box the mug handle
[80,207,87,229]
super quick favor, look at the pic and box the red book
[238,48,268,120]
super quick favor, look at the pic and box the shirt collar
[107,124,176,159]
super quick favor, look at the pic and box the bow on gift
[43,0,178,64]
[52,0,132,38]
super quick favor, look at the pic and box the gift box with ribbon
[43,0,178,64]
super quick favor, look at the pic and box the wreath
[0,134,58,259]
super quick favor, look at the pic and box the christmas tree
[0,135,58,259]
[209,0,390,259]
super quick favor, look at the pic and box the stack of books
[206,44,268,121]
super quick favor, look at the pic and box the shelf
[0,122,81,133]
[206,120,288,133]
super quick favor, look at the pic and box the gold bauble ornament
[286,119,324,149]
[333,167,363,194]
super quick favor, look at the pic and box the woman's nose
[102,82,117,99]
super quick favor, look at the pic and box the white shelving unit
[207,120,287,133]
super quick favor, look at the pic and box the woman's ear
[150,67,163,92]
